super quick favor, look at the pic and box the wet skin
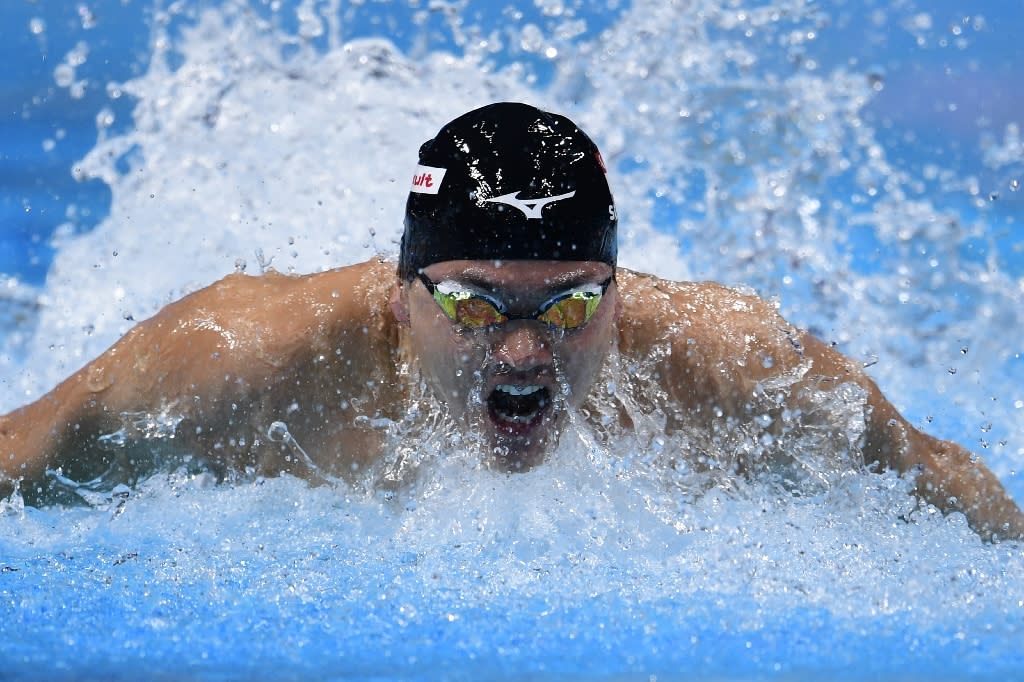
[393,260,619,470]
[2,257,1023,539]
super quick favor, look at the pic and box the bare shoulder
[183,257,395,324]
[615,268,800,362]
[157,257,397,355]
[614,268,809,409]
[81,256,401,415]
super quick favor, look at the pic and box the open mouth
[486,383,552,436]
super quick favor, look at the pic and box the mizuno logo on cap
[484,190,576,219]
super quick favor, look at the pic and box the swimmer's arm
[0,274,284,487]
[0,377,109,488]
[799,333,1024,541]
[0,259,390,489]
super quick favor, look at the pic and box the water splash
[266,419,348,487]
[2,0,1023,678]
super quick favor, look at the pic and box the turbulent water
[1,0,1023,679]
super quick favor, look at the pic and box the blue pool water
[1,0,1023,679]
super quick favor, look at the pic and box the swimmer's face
[396,260,619,470]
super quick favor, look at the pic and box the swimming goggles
[418,273,612,331]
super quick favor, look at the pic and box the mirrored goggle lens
[536,290,603,329]
[433,287,603,330]
[433,289,507,328]
[453,295,509,328]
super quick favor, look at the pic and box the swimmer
[2,102,1022,540]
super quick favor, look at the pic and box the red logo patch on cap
[410,165,447,194]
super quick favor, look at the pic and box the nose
[489,321,554,373]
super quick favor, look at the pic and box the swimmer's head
[399,102,617,281]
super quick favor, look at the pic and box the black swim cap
[399,102,617,280]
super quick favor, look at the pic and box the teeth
[495,384,543,396]
[494,409,534,424]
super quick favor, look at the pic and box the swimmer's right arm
[0,258,393,493]
[0,271,297,489]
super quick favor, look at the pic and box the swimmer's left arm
[618,272,1023,540]
[797,332,1024,541]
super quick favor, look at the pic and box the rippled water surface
[1,0,1023,679]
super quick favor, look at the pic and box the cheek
[411,316,486,390]
[446,342,487,379]
[558,317,616,387]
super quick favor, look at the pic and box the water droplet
[267,421,290,442]
[97,428,128,450]
[1011,179,1020,192]
[29,17,46,35]
[78,4,97,30]
[96,108,115,129]
[54,63,75,88]
[948,367,957,375]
